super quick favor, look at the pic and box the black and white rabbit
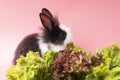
[13,8,72,64]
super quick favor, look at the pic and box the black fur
[42,25,66,45]
[13,33,41,64]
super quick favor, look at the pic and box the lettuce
[6,50,56,80]
[6,43,120,80]
[85,43,120,80]
[49,43,105,80]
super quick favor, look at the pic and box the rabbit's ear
[39,13,53,31]
[42,8,53,19]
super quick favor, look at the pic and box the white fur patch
[49,43,65,52]
[38,24,73,55]
[59,24,73,45]
[38,40,65,55]
[39,40,49,54]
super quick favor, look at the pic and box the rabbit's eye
[59,32,66,40]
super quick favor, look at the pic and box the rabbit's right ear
[42,8,53,19]
[39,13,53,31]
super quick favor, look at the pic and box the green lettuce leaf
[6,50,56,80]
[85,43,120,80]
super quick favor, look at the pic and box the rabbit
[12,8,73,65]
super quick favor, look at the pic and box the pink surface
[0,0,120,79]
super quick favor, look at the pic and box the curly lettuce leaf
[6,50,56,80]
[6,43,120,80]
[85,43,120,80]
[97,43,120,68]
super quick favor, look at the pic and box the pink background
[0,0,120,79]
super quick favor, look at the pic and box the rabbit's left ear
[42,8,53,19]
[39,13,53,31]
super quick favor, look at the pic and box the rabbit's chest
[39,42,65,55]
